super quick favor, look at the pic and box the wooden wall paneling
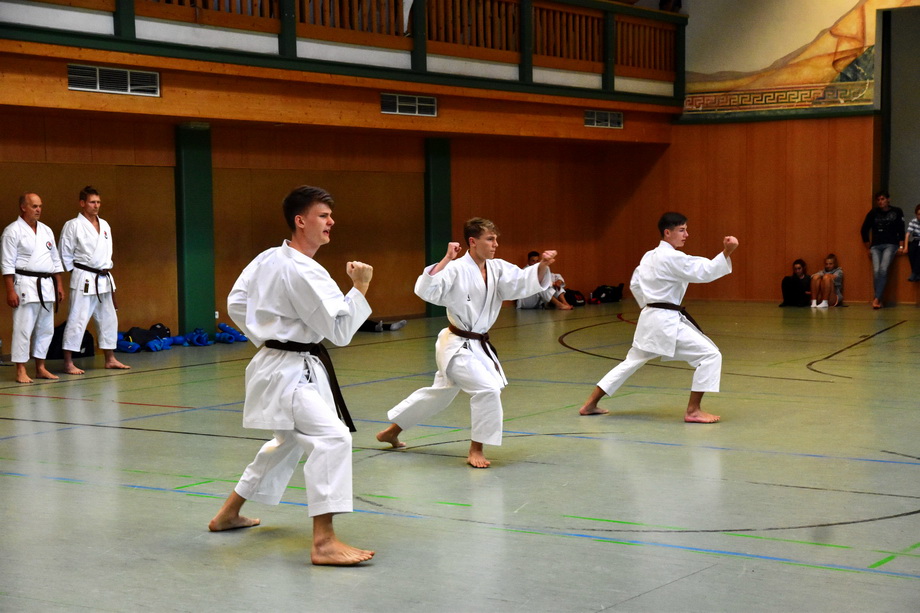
[112,166,179,332]
[744,121,789,301]
[212,168,256,323]
[0,112,47,163]
[132,122,176,167]
[785,119,832,294]
[44,116,94,164]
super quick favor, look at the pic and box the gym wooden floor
[1,301,918,612]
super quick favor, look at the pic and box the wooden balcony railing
[48,0,682,86]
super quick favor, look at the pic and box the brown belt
[264,339,356,432]
[646,302,704,334]
[448,324,501,373]
[15,268,57,312]
[74,262,117,309]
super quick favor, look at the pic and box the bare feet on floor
[104,359,131,370]
[311,538,375,566]
[208,513,261,532]
[63,364,85,375]
[35,367,59,380]
[578,403,609,416]
[375,425,406,448]
[467,448,491,469]
[684,410,720,423]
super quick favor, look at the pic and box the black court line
[0,416,265,441]
[806,320,907,378]
[558,317,834,384]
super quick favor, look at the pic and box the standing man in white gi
[209,185,375,566]
[59,186,130,374]
[579,212,738,423]
[376,218,556,468]
[1,193,65,384]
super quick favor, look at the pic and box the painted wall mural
[683,0,920,117]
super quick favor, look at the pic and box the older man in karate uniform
[579,212,738,423]
[2,193,64,384]
[209,185,375,566]
[377,218,556,468]
[59,186,129,374]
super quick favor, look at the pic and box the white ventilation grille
[584,110,623,129]
[68,64,161,97]
[381,93,437,117]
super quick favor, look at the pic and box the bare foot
[375,425,406,449]
[311,538,375,566]
[105,359,131,370]
[63,364,85,375]
[560,304,574,310]
[35,367,59,380]
[467,449,491,469]
[16,374,32,384]
[208,513,261,532]
[685,411,720,423]
[579,403,609,416]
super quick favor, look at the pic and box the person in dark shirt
[860,190,905,309]
[780,259,811,307]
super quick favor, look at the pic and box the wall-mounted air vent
[584,110,623,129]
[68,64,161,97]
[381,93,437,117]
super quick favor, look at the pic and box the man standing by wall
[861,190,905,309]
[1,193,64,383]
[59,186,129,374]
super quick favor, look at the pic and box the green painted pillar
[519,0,533,84]
[174,123,216,334]
[114,0,136,39]
[278,0,297,58]
[411,0,427,72]
[424,138,451,318]
[602,12,616,92]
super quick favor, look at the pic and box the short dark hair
[527,250,540,260]
[282,186,334,231]
[658,212,687,236]
[874,189,890,200]
[464,218,499,246]
[792,258,806,271]
[914,203,920,214]
[80,186,99,201]
[825,253,838,267]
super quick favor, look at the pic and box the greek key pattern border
[684,81,875,114]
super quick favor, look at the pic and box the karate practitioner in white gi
[59,186,130,374]
[376,218,556,468]
[209,185,375,566]
[1,193,64,384]
[579,212,739,423]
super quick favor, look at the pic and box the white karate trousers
[234,373,353,517]
[597,321,722,395]
[387,350,505,446]
[11,302,54,363]
[63,290,118,352]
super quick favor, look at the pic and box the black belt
[74,262,117,308]
[15,268,57,312]
[646,302,704,334]
[264,339,356,432]
[448,324,501,373]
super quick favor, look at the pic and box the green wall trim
[1,23,682,108]
[174,124,216,334]
[674,21,686,100]
[602,12,615,92]
[424,138,451,319]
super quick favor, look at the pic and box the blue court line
[6,469,914,580]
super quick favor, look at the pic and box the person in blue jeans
[860,190,905,309]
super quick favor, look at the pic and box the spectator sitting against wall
[780,259,811,307]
